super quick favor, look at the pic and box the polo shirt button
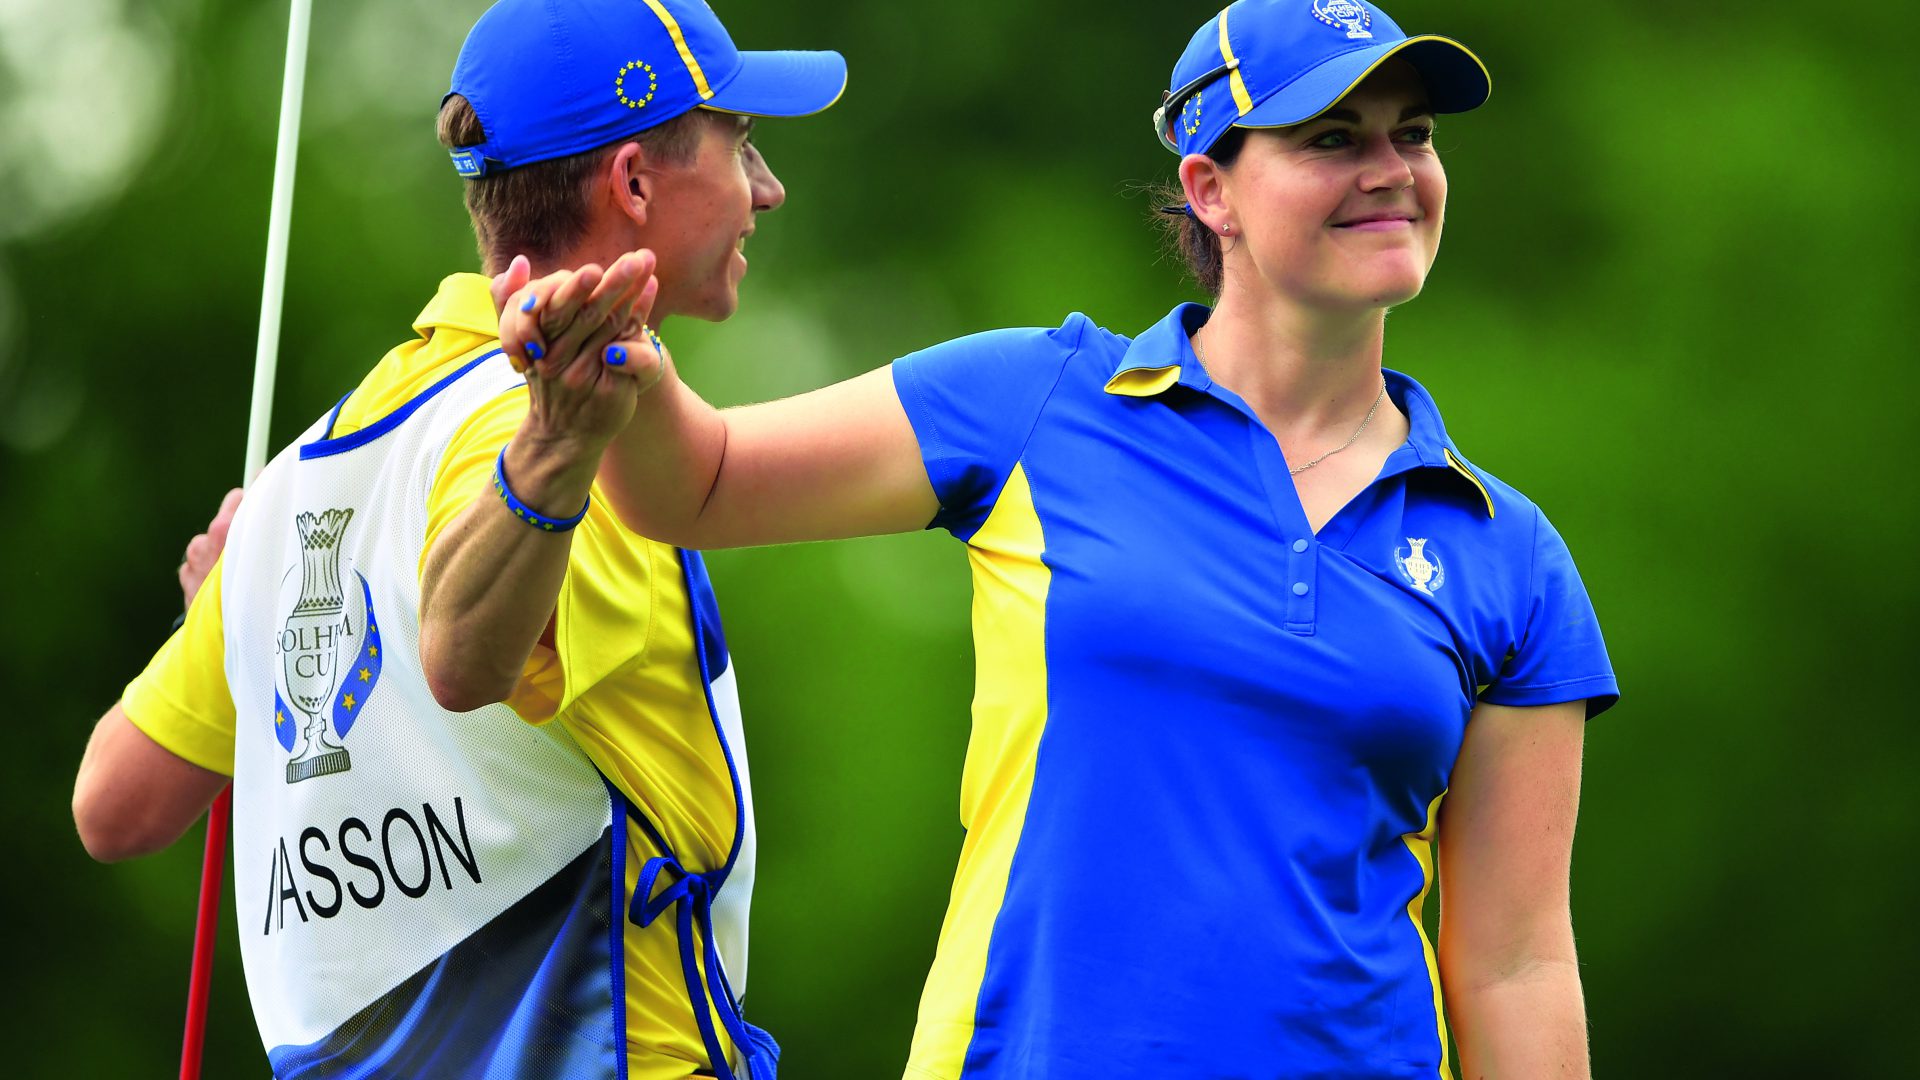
[1292,539,1309,553]
[1292,582,1310,596]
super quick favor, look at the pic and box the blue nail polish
[606,346,627,367]
[520,292,538,313]
[526,342,545,361]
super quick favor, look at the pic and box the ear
[605,141,652,229]
[1178,152,1232,237]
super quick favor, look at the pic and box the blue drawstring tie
[631,854,778,1080]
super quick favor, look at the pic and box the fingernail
[526,342,545,361]
[606,345,627,367]
[520,292,538,313]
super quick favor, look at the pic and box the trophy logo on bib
[274,509,383,783]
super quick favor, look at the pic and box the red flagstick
[180,788,231,1080]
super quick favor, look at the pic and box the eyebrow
[1314,104,1434,124]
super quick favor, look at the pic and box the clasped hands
[491,249,671,457]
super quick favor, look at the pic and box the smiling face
[1193,60,1445,315]
[642,112,786,322]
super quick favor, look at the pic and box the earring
[1221,223,1232,234]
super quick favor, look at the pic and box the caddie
[71,2,845,1077]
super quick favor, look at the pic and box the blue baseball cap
[1154,0,1489,158]
[446,0,848,178]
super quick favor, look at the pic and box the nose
[1356,132,1415,193]
[747,143,785,213]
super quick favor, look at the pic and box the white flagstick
[242,0,314,483]
[182,4,313,1078]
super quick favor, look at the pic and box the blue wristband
[493,448,590,532]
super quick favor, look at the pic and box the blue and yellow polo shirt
[890,303,1618,1079]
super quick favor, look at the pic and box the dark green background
[4,0,1911,1075]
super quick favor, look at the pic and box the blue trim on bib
[320,390,352,441]
[299,349,512,460]
[604,779,632,1080]
[680,549,745,885]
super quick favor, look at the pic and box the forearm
[597,362,728,546]
[419,428,598,711]
[1446,955,1590,1080]
[601,365,936,548]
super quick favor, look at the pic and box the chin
[1354,265,1429,307]
[673,289,740,324]
[1371,280,1426,307]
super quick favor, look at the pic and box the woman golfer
[502,2,1617,1076]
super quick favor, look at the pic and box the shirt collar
[1103,302,1215,397]
[411,273,502,341]
[1104,303,1493,518]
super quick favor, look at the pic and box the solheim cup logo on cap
[1395,537,1445,595]
[615,59,659,110]
[273,509,383,784]
[1312,0,1374,40]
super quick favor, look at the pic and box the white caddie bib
[219,350,760,1078]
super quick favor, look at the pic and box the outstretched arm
[498,262,938,551]
[1437,698,1591,1079]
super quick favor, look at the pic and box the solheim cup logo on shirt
[274,509,383,784]
[1312,0,1374,39]
[1394,537,1445,595]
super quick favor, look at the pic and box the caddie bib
[219,349,766,1079]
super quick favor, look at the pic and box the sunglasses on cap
[1152,60,1238,155]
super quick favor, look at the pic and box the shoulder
[889,313,1108,422]
[1423,448,1602,639]
[897,312,1103,373]
[441,378,528,458]
[1391,371,1557,553]
[1448,450,1588,552]
[1418,448,1556,575]
[1445,449,1534,526]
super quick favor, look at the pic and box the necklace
[1190,334,1388,476]
[1287,380,1386,475]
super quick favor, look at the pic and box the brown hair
[437,95,707,273]
[1149,128,1248,296]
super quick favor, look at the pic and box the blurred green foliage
[4,0,1915,1075]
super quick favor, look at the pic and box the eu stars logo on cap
[446,0,848,177]
[1153,0,1490,158]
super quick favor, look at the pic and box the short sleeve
[122,558,237,775]
[890,316,1087,538]
[548,499,660,720]
[421,386,656,725]
[1480,507,1620,718]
